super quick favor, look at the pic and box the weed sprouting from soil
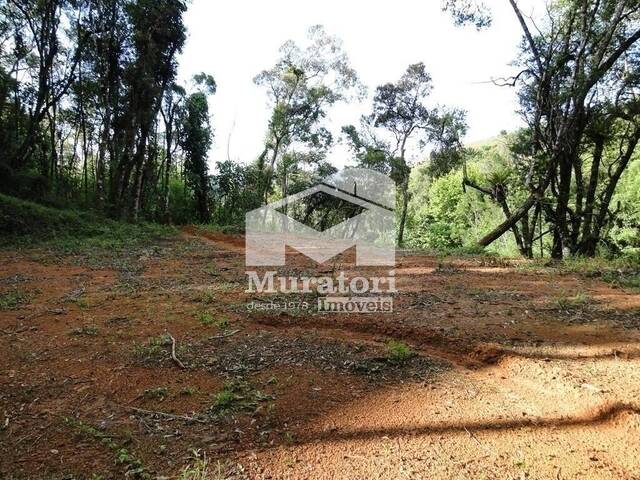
[181,386,198,396]
[64,417,149,479]
[197,311,215,326]
[386,340,415,364]
[200,290,216,304]
[216,317,230,330]
[70,326,99,336]
[178,450,231,480]
[209,379,272,419]
[555,291,591,311]
[133,334,172,361]
[143,387,169,401]
[0,288,31,310]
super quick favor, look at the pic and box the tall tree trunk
[584,130,640,256]
[579,136,605,254]
[552,155,573,259]
[397,178,409,245]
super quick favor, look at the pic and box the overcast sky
[178,0,533,169]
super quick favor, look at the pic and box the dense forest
[1,0,639,260]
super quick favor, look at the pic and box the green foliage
[555,291,590,311]
[210,160,263,227]
[133,334,172,361]
[0,193,98,240]
[0,288,31,310]
[167,177,197,225]
[611,160,640,253]
[179,450,230,480]
[521,254,640,291]
[442,0,493,29]
[143,387,169,401]
[180,386,197,396]
[209,379,271,418]
[254,25,362,203]
[181,92,213,223]
[386,340,415,363]
[408,170,469,250]
[178,450,210,480]
[216,317,229,330]
[200,290,215,305]
[0,194,176,249]
[196,311,214,326]
[70,326,99,337]
[64,417,149,479]
[406,137,523,256]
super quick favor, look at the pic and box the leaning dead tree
[446,0,640,258]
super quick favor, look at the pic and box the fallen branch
[2,325,37,335]
[129,407,206,424]
[18,307,66,321]
[167,332,186,369]
[210,329,240,339]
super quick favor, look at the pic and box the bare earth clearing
[1,228,640,479]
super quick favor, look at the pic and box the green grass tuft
[386,340,415,364]
[0,288,31,310]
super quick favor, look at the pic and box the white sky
[178,0,531,170]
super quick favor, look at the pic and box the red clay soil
[1,228,639,479]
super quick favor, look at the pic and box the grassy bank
[0,194,177,251]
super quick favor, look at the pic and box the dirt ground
[1,228,640,479]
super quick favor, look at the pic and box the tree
[181,91,212,223]
[254,25,362,204]
[159,82,186,222]
[112,0,188,220]
[345,63,467,244]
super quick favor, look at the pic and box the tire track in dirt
[182,226,507,369]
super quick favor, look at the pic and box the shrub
[386,340,415,363]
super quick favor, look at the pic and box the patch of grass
[200,290,216,304]
[209,379,272,419]
[64,417,149,479]
[213,388,236,411]
[386,340,415,364]
[196,311,214,326]
[179,450,231,480]
[180,386,198,396]
[143,387,169,401]
[555,291,590,311]
[602,270,640,290]
[0,288,30,310]
[74,298,90,309]
[133,334,171,361]
[70,326,99,336]
[111,281,138,296]
[203,264,219,277]
[196,311,229,330]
